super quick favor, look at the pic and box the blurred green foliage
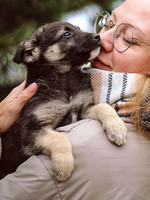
[0,0,123,100]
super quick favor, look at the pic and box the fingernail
[28,83,37,93]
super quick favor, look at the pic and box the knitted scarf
[82,67,142,123]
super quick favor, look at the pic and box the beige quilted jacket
[0,119,150,200]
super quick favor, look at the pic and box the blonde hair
[131,74,150,138]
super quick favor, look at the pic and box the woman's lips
[90,58,111,71]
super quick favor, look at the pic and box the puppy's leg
[82,103,127,146]
[35,127,74,182]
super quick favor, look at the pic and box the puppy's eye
[63,32,71,38]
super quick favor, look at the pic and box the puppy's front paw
[103,118,127,146]
[52,152,74,182]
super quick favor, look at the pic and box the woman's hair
[131,74,150,138]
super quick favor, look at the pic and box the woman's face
[92,0,150,73]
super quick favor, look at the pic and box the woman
[0,0,150,199]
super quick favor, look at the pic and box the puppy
[0,22,127,181]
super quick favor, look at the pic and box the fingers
[8,80,26,98]
[15,82,38,113]
[0,82,38,134]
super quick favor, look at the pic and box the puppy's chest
[32,73,93,127]
[33,89,93,128]
[67,90,93,122]
[69,89,93,108]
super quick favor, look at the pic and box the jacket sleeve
[0,155,61,200]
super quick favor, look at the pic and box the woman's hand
[0,81,38,135]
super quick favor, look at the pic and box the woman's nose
[99,29,114,53]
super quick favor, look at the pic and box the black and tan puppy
[0,22,127,181]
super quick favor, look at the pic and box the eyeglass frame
[94,10,150,53]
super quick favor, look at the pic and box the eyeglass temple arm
[133,36,150,46]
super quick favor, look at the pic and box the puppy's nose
[93,34,100,42]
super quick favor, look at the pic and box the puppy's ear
[13,39,40,64]
[13,42,25,64]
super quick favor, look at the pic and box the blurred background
[0,0,124,100]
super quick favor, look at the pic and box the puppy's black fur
[0,22,100,179]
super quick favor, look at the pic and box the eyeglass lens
[114,24,134,52]
[94,11,134,52]
[94,11,111,33]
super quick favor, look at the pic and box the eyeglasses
[94,10,150,52]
